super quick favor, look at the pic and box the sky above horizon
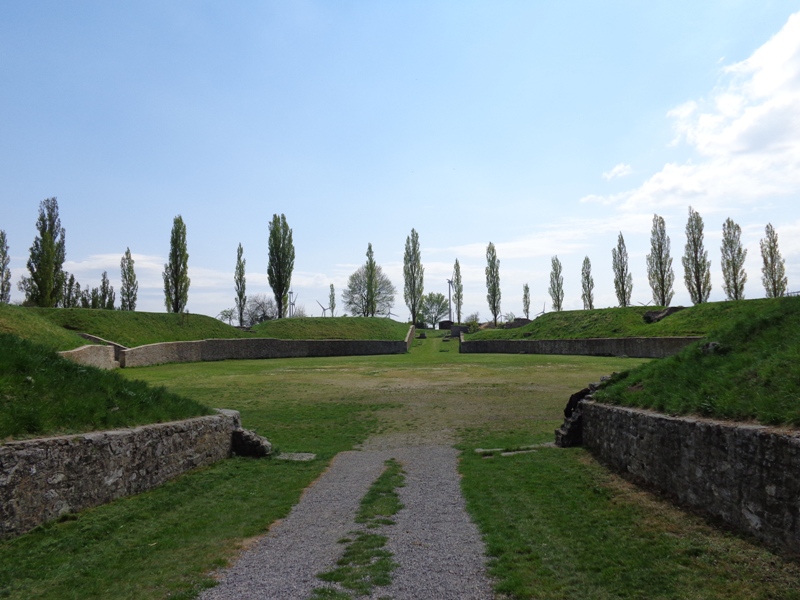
[2,2,800,320]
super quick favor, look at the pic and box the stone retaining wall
[0,409,241,539]
[121,330,414,368]
[459,336,701,358]
[57,344,119,370]
[582,401,800,554]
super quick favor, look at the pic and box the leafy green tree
[329,283,336,317]
[342,251,396,317]
[0,230,10,304]
[682,206,711,304]
[403,228,424,325]
[62,273,82,308]
[267,214,295,319]
[548,255,564,312]
[18,197,66,307]
[581,256,594,310]
[452,259,463,323]
[612,232,633,307]
[120,247,138,311]
[522,283,530,319]
[646,214,675,307]
[234,243,246,326]
[760,223,787,298]
[364,243,377,317]
[163,215,190,313]
[721,218,747,301]
[420,292,449,328]
[485,242,501,326]
[99,271,115,309]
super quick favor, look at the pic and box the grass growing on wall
[0,334,212,440]
[250,316,409,341]
[596,295,800,425]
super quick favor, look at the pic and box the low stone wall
[121,331,414,368]
[58,344,119,370]
[582,401,800,554]
[459,336,701,358]
[0,409,241,539]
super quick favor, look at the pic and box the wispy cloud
[602,163,633,180]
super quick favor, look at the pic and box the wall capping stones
[459,336,701,358]
[581,400,800,555]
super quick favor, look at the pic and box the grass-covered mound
[595,296,800,426]
[33,308,252,349]
[467,299,778,340]
[250,316,410,340]
[0,304,88,351]
[0,333,212,440]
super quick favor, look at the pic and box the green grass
[0,333,212,440]
[313,459,405,598]
[250,316,409,340]
[466,299,783,340]
[0,304,87,351]
[596,295,800,425]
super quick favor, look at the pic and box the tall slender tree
[342,248,396,317]
[364,243,377,317]
[403,228,424,325]
[329,283,336,317]
[267,214,295,318]
[485,242,501,326]
[522,283,530,319]
[581,256,594,310]
[721,218,747,301]
[612,232,633,307]
[99,271,115,309]
[62,273,82,308]
[682,206,712,304]
[120,247,138,311]
[548,255,564,312]
[0,230,10,304]
[646,214,675,307]
[162,214,190,313]
[19,197,66,307]
[234,243,246,326]
[760,223,787,298]
[452,259,463,323]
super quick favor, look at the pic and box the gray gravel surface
[201,437,493,600]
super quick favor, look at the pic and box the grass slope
[0,333,212,440]
[467,299,780,340]
[0,304,87,351]
[596,295,800,426]
[250,317,409,340]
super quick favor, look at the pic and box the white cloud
[602,163,633,180]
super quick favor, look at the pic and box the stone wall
[0,409,241,539]
[121,330,414,368]
[582,401,800,554]
[459,336,701,358]
[57,344,119,370]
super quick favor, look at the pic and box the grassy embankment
[250,316,409,341]
[466,299,776,340]
[3,331,800,598]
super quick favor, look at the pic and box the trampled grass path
[201,440,492,600]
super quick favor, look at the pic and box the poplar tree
[403,228,424,325]
[120,247,138,311]
[234,243,246,326]
[364,243,377,317]
[548,255,564,312]
[99,271,115,309]
[453,259,463,323]
[721,218,747,301]
[612,232,633,307]
[0,230,10,304]
[682,206,711,304]
[646,214,675,307]
[581,256,594,310]
[329,283,336,317]
[760,223,787,298]
[522,283,530,319]
[485,242,501,326]
[62,273,82,308]
[19,197,66,307]
[267,214,295,319]
[163,215,190,313]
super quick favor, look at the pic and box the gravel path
[201,439,493,599]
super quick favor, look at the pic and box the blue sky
[2,1,800,320]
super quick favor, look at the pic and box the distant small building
[439,320,453,331]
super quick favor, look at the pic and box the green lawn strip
[251,316,409,341]
[0,333,212,440]
[313,459,405,598]
[596,295,800,425]
[458,431,800,600]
